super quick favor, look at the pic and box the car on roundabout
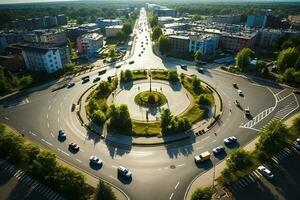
[258,165,274,179]
[212,146,225,155]
[224,136,237,145]
[69,143,80,151]
[89,156,103,166]
[118,166,132,178]
[244,108,251,117]
[194,151,211,163]
[58,130,66,139]
[232,83,238,88]
[293,138,300,150]
[237,89,243,96]
[67,82,75,88]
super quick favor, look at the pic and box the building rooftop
[82,33,103,40]
[106,25,123,29]
[97,19,122,23]
[168,35,190,40]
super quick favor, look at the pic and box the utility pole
[148,69,152,92]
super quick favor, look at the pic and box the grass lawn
[134,91,167,107]
[132,121,161,136]
[132,70,148,80]
[180,103,206,124]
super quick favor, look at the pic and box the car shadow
[117,173,132,185]
[225,142,240,149]
[68,147,79,154]
[89,162,103,171]
[195,160,213,170]
[57,136,66,143]
[213,151,228,160]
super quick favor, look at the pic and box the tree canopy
[158,35,171,54]
[152,26,162,41]
[235,48,255,71]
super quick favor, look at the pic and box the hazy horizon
[1,0,300,5]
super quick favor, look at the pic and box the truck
[194,151,211,163]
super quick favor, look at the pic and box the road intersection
[0,8,299,200]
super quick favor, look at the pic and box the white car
[237,89,243,96]
[224,136,237,145]
[89,156,103,165]
[244,108,251,116]
[258,165,274,179]
[118,166,132,178]
[294,138,300,150]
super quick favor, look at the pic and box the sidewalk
[77,77,223,146]
[184,113,300,200]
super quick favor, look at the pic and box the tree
[94,180,116,200]
[122,23,132,36]
[194,50,202,63]
[149,15,158,28]
[19,75,32,86]
[168,70,179,82]
[108,47,116,58]
[282,68,300,83]
[116,31,125,43]
[160,108,173,133]
[277,47,298,72]
[226,148,253,172]
[255,60,266,73]
[152,26,162,41]
[236,48,255,71]
[158,35,171,54]
[191,187,213,200]
[255,120,289,158]
[192,76,201,91]
[92,110,106,124]
[30,151,57,180]
[109,104,132,133]
[124,70,133,82]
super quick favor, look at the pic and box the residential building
[288,15,300,24]
[22,44,70,73]
[153,8,177,17]
[77,33,103,58]
[96,19,123,31]
[0,31,24,53]
[43,16,58,28]
[56,14,67,25]
[105,25,123,38]
[0,44,25,72]
[23,29,67,45]
[167,35,190,57]
[189,34,219,55]
[220,32,258,52]
[207,15,241,24]
[67,24,101,40]
[164,23,192,31]
[246,15,267,28]
[258,29,283,47]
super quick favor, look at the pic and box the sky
[0,0,299,4]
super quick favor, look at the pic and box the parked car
[258,165,274,179]
[118,166,132,178]
[224,136,237,145]
[244,108,251,117]
[58,130,66,139]
[232,83,238,88]
[197,68,204,73]
[293,89,300,95]
[180,64,187,70]
[67,82,75,88]
[98,69,107,75]
[82,78,90,84]
[212,146,225,155]
[69,143,80,151]
[89,156,103,165]
[129,61,135,64]
[293,138,300,150]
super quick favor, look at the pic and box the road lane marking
[169,193,174,200]
[57,118,60,123]
[60,102,63,107]
[57,148,70,157]
[41,139,53,146]
[176,164,185,167]
[46,114,48,119]
[4,117,9,120]
[48,105,51,110]
[30,132,37,136]
[47,123,50,128]
[109,175,118,181]
[80,149,85,152]
[58,110,60,114]
[174,181,180,190]
[76,159,82,163]
[212,140,217,143]
[201,136,210,141]
[50,132,54,138]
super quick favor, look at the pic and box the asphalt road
[0,8,299,200]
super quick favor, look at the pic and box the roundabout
[134,90,167,107]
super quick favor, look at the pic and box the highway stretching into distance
[0,8,299,200]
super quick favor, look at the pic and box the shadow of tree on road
[164,134,195,158]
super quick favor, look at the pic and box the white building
[22,44,70,73]
[78,33,103,58]
[189,34,219,55]
[105,25,123,38]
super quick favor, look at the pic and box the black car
[129,61,135,64]
[69,143,80,151]
[82,78,89,84]
[58,130,66,139]
[93,77,101,82]
[98,69,107,75]
[197,68,204,73]
[180,64,187,70]
[67,82,75,88]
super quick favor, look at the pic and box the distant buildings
[105,25,123,38]
[96,19,123,31]
[207,15,241,24]
[168,35,190,57]
[0,31,24,53]
[153,8,177,17]
[23,29,67,45]
[0,44,25,72]
[258,29,283,47]
[67,23,101,41]
[77,33,103,58]
[12,14,67,30]
[246,15,267,28]
[220,32,258,52]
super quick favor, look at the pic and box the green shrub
[92,110,107,124]
[168,70,179,82]
[191,187,213,200]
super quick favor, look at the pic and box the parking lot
[228,146,300,200]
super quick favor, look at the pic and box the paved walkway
[77,76,223,145]
[184,112,300,200]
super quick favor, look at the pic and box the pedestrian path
[0,160,64,200]
[229,146,293,191]
[273,100,299,120]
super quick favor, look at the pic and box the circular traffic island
[134,91,167,107]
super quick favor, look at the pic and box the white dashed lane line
[48,105,51,110]
[41,139,53,146]
[201,136,210,141]
[4,117,9,120]
[57,148,70,157]
[174,181,180,190]
[76,159,82,163]
[169,193,174,200]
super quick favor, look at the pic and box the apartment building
[77,33,103,58]
[189,34,219,55]
[207,15,241,24]
[168,35,190,57]
[23,29,67,45]
[96,19,123,31]
[105,25,123,38]
[220,32,258,52]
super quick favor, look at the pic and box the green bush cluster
[150,69,179,82]
[191,187,213,200]
[120,70,133,83]
[0,125,93,200]
[160,108,191,134]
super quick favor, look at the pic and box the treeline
[0,124,117,200]
[0,2,139,28]
[166,2,300,16]
[218,117,300,186]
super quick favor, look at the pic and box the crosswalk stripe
[51,194,61,200]
[6,165,14,172]
[46,189,54,198]
[0,162,9,169]
[271,157,279,164]
[284,148,291,153]
[16,171,24,179]
[48,192,57,199]
[35,184,43,192]
[275,153,284,160]
[279,150,289,157]
[38,185,47,193]
[27,179,35,186]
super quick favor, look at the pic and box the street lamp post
[148,69,152,92]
